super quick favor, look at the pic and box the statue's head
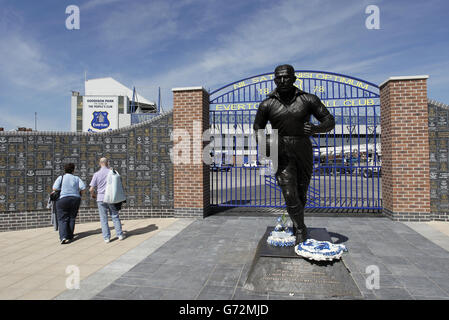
[274,64,296,93]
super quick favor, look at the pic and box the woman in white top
[52,163,86,244]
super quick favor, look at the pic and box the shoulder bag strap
[77,176,82,195]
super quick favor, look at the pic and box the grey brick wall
[383,208,432,222]
[0,112,174,231]
[174,207,205,218]
[0,207,174,232]
[428,99,449,222]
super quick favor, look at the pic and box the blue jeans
[97,201,123,240]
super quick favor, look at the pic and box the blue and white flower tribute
[295,239,347,261]
[267,214,348,261]
[267,214,296,247]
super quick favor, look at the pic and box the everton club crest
[91,112,110,130]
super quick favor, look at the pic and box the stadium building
[71,77,159,132]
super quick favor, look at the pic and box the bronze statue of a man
[254,64,335,245]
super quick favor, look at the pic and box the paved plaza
[1,214,449,300]
[0,218,178,299]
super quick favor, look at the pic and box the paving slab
[55,218,193,300]
[405,221,449,251]
[92,215,449,300]
[0,218,181,300]
[373,287,414,300]
[2,214,449,300]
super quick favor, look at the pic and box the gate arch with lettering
[209,70,381,211]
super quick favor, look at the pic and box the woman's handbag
[50,175,64,201]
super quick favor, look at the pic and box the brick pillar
[380,75,430,221]
[172,87,210,218]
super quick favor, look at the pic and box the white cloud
[0,32,80,92]
[98,1,176,45]
[82,0,124,10]
[132,0,449,109]
[0,112,34,130]
[0,19,80,130]
[1,0,448,130]
[95,0,218,52]
[0,106,66,131]
[131,0,366,105]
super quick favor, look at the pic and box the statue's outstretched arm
[253,101,269,145]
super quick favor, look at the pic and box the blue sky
[0,0,448,131]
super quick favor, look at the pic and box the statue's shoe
[294,228,307,245]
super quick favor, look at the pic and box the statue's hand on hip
[304,122,314,136]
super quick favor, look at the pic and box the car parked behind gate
[243,160,260,168]
[210,163,232,172]
[361,158,382,178]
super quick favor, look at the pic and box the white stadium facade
[70,77,158,132]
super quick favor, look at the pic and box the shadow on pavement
[124,224,158,238]
[328,232,349,244]
[72,228,103,241]
[71,224,158,242]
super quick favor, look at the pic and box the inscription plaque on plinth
[243,227,361,298]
